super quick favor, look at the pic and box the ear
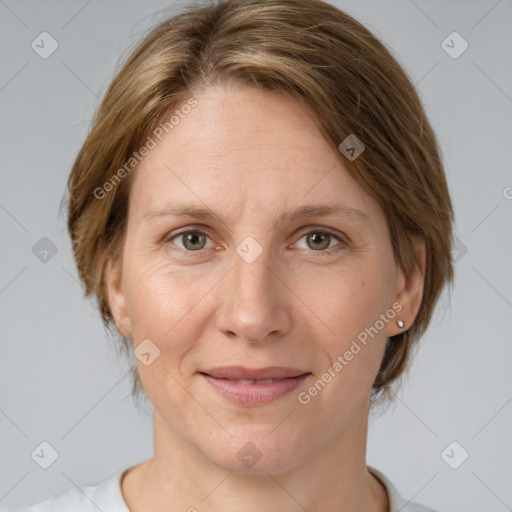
[386,236,426,337]
[105,257,133,339]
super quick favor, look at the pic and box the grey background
[1,0,511,510]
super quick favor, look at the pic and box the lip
[199,366,311,405]
[202,365,308,380]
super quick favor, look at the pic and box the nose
[215,244,291,344]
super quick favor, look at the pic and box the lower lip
[201,373,310,405]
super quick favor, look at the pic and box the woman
[8,0,453,510]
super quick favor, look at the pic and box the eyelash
[163,226,346,259]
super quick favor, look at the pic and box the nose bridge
[233,245,274,300]
[215,239,290,342]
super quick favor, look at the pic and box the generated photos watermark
[297,301,403,404]
[93,97,198,200]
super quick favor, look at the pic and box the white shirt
[3,466,437,511]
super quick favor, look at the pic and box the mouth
[199,366,311,405]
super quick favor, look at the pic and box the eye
[294,229,343,254]
[164,227,345,257]
[166,230,214,252]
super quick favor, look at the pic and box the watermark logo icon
[441,441,469,469]
[237,442,262,468]
[31,32,59,59]
[32,237,58,263]
[338,134,365,161]
[134,338,161,366]
[441,32,468,59]
[31,441,59,469]
[236,236,263,263]
[451,237,468,263]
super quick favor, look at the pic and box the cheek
[122,255,222,376]
[123,256,203,336]
[299,258,394,344]
[299,254,394,395]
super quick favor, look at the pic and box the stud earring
[397,319,405,330]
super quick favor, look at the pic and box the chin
[200,425,309,475]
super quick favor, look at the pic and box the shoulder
[368,466,439,512]
[1,469,129,512]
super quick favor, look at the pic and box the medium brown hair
[65,0,454,405]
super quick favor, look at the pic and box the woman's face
[107,85,424,473]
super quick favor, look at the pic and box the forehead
[128,86,379,224]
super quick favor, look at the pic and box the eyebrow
[143,202,370,226]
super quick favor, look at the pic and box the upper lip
[201,366,309,380]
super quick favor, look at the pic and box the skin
[105,85,426,512]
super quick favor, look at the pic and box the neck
[122,402,389,512]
